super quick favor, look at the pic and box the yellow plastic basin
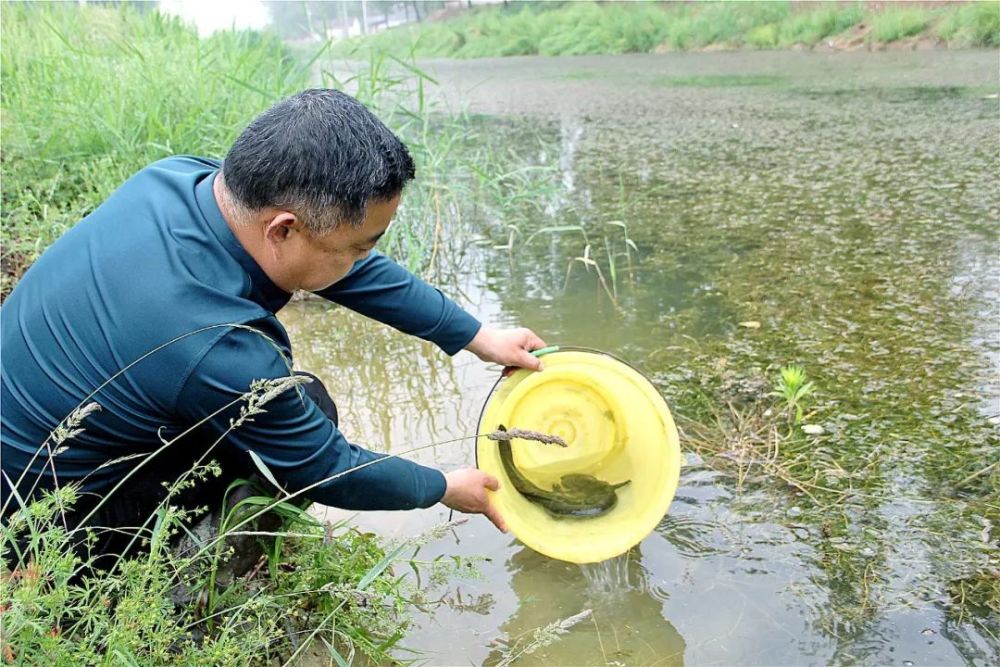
[476,348,681,564]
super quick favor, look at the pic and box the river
[286,50,998,665]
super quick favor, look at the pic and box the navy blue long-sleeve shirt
[1,156,481,512]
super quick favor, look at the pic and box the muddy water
[284,51,998,665]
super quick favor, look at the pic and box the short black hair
[222,89,415,230]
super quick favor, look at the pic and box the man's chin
[309,277,345,293]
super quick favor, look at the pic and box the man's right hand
[441,469,507,533]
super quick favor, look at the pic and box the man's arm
[315,252,547,370]
[175,328,446,510]
[314,251,480,355]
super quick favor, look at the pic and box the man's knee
[293,371,339,426]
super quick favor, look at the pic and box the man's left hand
[465,326,547,371]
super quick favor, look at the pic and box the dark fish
[496,425,629,518]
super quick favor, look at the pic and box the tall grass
[332,0,1000,59]
[318,48,560,278]
[748,3,865,49]
[1,377,384,664]
[869,5,934,43]
[937,1,1000,47]
[0,3,310,297]
[0,3,560,292]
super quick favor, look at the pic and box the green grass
[0,3,308,297]
[779,4,864,45]
[869,5,934,43]
[936,1,1000,47]
[1,487,405,665]
[2,379,395,665]
[0,2,559,292]
[331,0,1000,59]
[745,3,865,49]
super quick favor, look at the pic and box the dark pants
[9,371,338,571]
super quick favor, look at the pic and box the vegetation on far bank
[331,0,1000,59]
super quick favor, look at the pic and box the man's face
[278,194,400,292]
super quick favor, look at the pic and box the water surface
[287,50,998,665]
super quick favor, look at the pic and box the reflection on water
[289,50,998,665]
[280,300,491,467]
[484,548,685,667]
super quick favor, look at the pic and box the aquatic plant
[770,365,816,425]
[565,243,621,311]
[494,608,593,667]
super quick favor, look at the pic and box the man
[1,89,544,559]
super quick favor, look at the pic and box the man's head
[219,89,415,291]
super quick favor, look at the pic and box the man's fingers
[483,473,501,492]
[519,349,544,372]
[483,502,508,533]
[521,329,547,371]
[525,330,547,350]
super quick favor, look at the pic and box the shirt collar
[195,170,291,312]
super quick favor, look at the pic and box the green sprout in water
[771,365,816,425]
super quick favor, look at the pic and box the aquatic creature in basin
[494,425,630,518]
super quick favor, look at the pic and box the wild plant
[494,608,593,667]
[770,365,816,425]
[604,220,638,300]
[0,3,310,297]
[564,243,621,311]
[328,0,998,58]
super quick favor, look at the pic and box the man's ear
[262,212,300,245]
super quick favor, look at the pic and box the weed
[770,365,816,425]
[564,243,621,312]
[0,4,559,294]
[0,4,308,297]
[779,3,864,46]
[495,608,593,667]
[936,1,1000,47]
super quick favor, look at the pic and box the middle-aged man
[0,89,545,560]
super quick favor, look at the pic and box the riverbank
[330,1,1000,59]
